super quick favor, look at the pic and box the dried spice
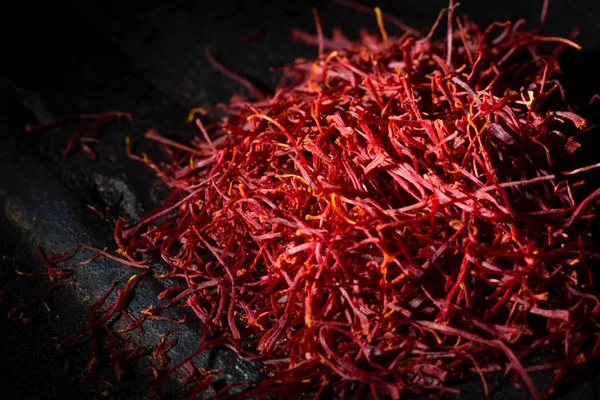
[31,3,600,399]
[26,111,132,159]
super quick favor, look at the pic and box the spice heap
[41,5,600,400]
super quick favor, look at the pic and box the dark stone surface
[1,1,600,399]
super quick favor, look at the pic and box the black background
[1,1,600,399]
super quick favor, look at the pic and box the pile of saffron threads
[34,5,600,400]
